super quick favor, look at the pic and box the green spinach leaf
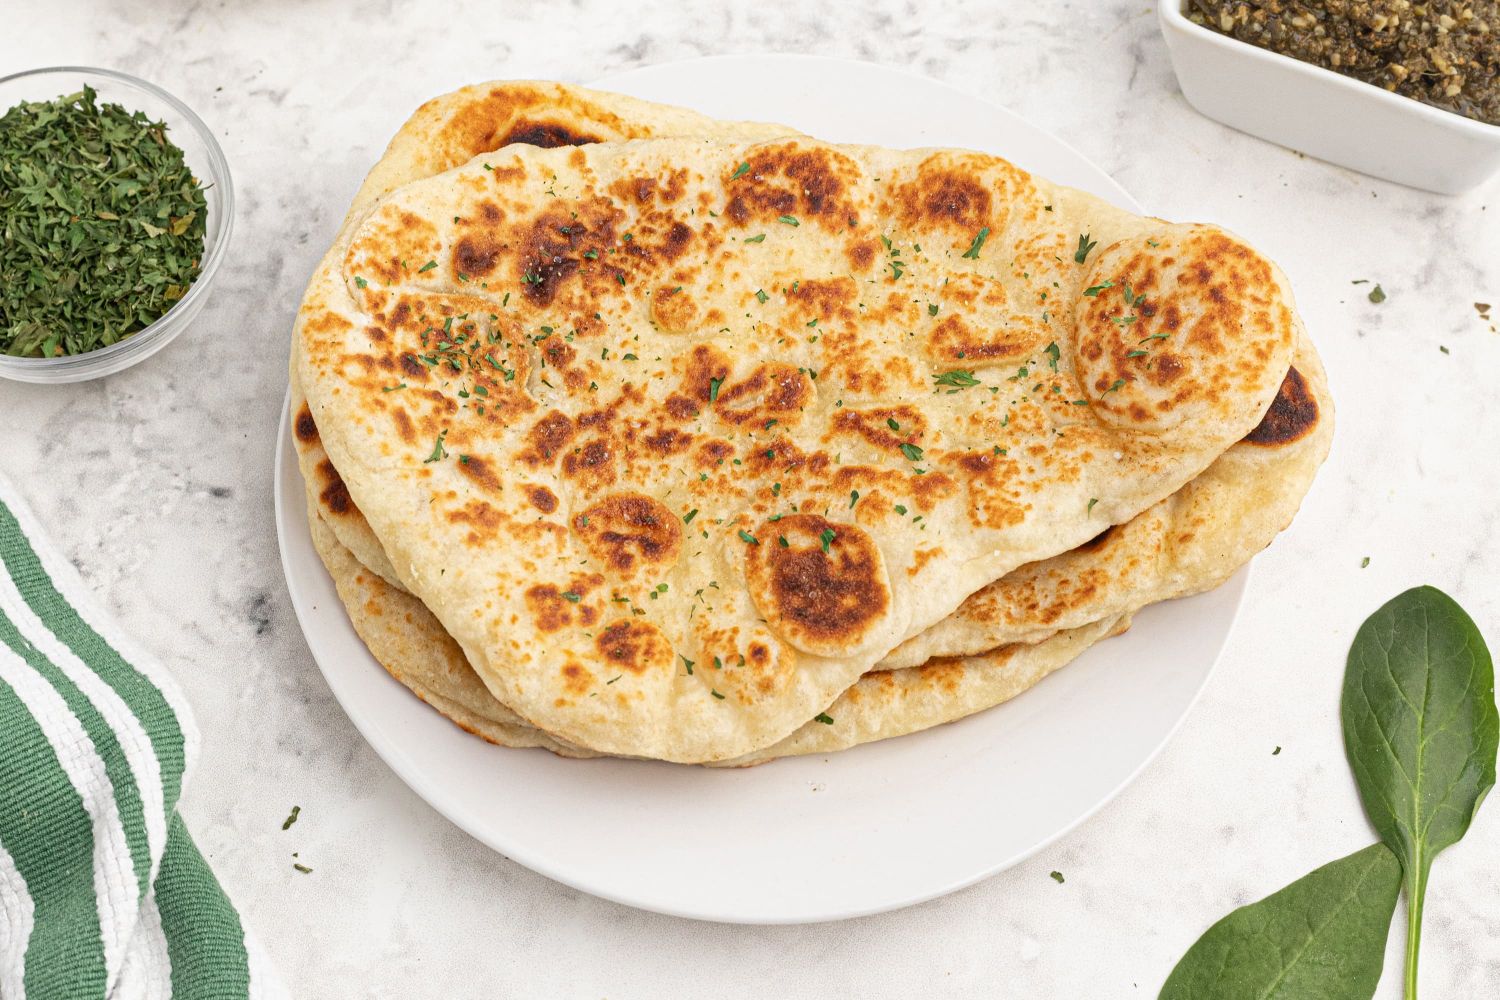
[1341,585,1498,998]
[1160,844,1401,1000]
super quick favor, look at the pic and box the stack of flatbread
[291,82,1331,766]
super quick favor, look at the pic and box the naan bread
[306,500,593,756]
[879,335,1332,669]
[723,614,1133,767]
[296,133,1298,762]
[309,496,1124,765]
[304,338,1323,762]
[300,83,795,576]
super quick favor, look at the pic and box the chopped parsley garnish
[680,655,695,675]
[961,226,991,259]
[928,303,940,316]
[709,376,725,402]
[683,509,698,524]
[814,713,835,725]
[418,259,437,273]
[562,591,581,603]
[1074,233,1097,264]
[778,215,799,227]
[743,234,766,244]
[730,161,751,180]
[1087,498,1099,513]
[381,383,406,392]
[1044,342,1060,371]
[849,490,860,508]
[887,417,900,431]
[1103,378,1126,394]
[900,443,924,462]
[894,504,908,515]
[354,276,368,289]
[933,369,980,389]
[423,430,448,463]
[819,528,836,553]
[0,84,210,357]
[738,529,759,545]
[755,289,768,303]
[1083,280,1114,297]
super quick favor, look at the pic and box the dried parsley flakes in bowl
[0,67,233,383]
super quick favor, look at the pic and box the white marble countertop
[4,1,1499,996]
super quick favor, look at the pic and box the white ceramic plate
[275,55,1248,923]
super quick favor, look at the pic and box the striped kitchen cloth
[0,477,283,999]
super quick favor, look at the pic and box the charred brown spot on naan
[315,459,357,517]
[524,577,602,634]
[1243,366,1317,446]
[443,499,515,546]
[786,277,859,321]
[398,353,429,382]
[745,514,890,656]
[846,239,878,271]
[453,233,503,279]
[1075,229,1293,435]
[894,156,993,232]
[561,438,617,491]
[725,142,862,228]
[574,493,682,577]
[516,199,625,309]
[830,406,928,451]
[678,343,732,404]
[294,405,319,442]
[611,171,691,206]
[499,119,602,149]
[390,407,417,445]
[518,410,575,466]
[713,363,813,427]
[432,86,609,168]
[643,426,694,456]
[458,455,504,493]
[926,312,1046,364]
[595,620,673,675]
[650,285,700,332]
[559,660,595,698]
[527,485,559,513]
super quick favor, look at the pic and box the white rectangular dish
[1159,0,1500,195]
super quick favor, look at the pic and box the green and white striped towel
[0,477,283,999]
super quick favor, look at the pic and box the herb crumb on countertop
[1188,1,1500,126]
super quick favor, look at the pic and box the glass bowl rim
[0,65,235,374]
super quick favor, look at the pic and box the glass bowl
[0,66,234,383]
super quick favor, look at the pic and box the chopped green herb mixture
[0,85,208,357]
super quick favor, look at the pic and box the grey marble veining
[3,1,1498,996]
